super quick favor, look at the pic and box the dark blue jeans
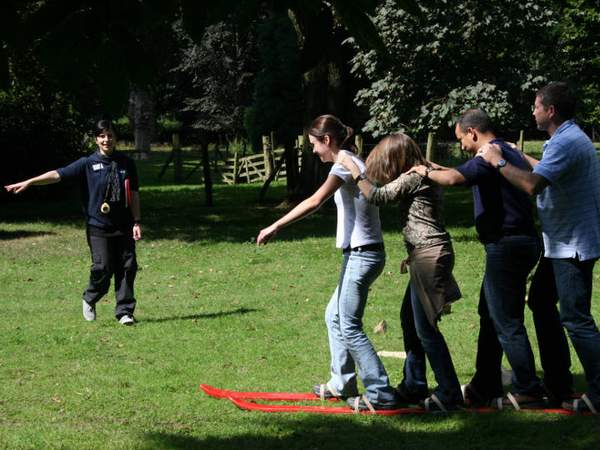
[551,257,600,406]
[470,284,504,399]
[399,283,462,405]
[481,235,543,396]
[471,255,575,400]
[527,256,573,398]
[398,285,429,399]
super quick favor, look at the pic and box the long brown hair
[366,133,426,184]
[308,114,354,150]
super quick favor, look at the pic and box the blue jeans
[551,257,600,406]
[527,256,573,398]
[325,249,396,406]
[401,282,462,405]
[482,235,543,396]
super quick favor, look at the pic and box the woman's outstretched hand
[4,180,30,194]
[257,224,278,246]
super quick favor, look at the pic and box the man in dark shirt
[411,109,550,408]
[5,119,141,325]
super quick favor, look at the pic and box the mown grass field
[1,145,600,450]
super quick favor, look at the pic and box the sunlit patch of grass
[1,149,599,449]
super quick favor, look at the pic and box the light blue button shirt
[533,120,600,260]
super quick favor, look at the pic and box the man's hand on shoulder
[477,143,502,165]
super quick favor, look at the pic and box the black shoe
[502,392,547,410]
[420,394,463,413]
[461,383,503,408]
[542,383,575,408]
[395,383,427,405]
[562,394,599,414]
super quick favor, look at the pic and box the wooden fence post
[356,134,363,157]
[245,155,251,182]
[233,151,239,184]
[297,135,304,168]
[518,130,525,151]
[269,131,276,172]
[172,133,182,183]
[262,135,274,180]
[426,132,436,161]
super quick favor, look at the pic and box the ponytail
[308,115,356,152]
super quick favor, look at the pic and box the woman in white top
[257,115,397,411]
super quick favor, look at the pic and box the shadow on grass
[0,229,55,240]
[142,307,259,324]
[2,169,480,245]
[142,411,600,450]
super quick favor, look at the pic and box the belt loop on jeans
[342,242,385,254]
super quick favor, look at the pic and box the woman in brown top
[338,133,463,412]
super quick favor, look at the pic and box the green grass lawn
[1,148,600,450]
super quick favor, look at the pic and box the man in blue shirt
[480,82,600,414]
[412,108,548,409]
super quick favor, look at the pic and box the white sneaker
[118,315,135,326]
[82,300,96,321]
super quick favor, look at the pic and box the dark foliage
[167,20,257,138]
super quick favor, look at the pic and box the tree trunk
[173,133,183,183]
[284,140,300,199]
[128,87,155,158]
[297,59,349,198]
[200,137,213,206]
[288,6,356,199]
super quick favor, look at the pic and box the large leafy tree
[351,0,558,138]
[1,1,180,113]
[0,60,89,189]
[0,0,411,114]
[1,0,419,202]
[168,20,257,138]
[245,11,302,147]
[557,0,600,132]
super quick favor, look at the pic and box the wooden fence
[221,131,438,184]
[222,136,303,185]
[160,129,536,185]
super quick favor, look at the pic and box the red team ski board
[200,384,590,416]
[199,384,329,402]
[228,396,426,416]
[199,384,424,415]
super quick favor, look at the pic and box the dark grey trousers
[83,232,137,319]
